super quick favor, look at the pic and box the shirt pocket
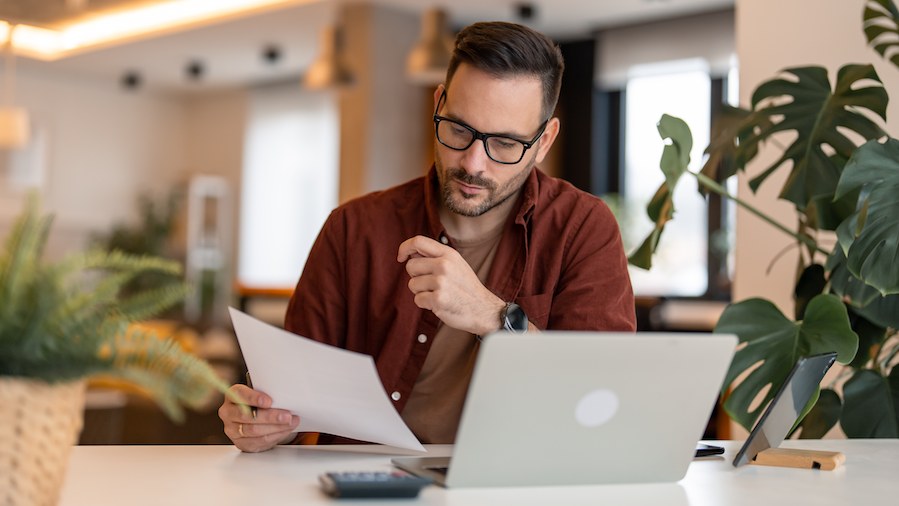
[514,293,553,330]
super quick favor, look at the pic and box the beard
[434,147,535,218]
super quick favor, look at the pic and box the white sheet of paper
[228,307,425,452]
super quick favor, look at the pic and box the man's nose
[459,139,490,174]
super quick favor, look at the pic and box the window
[238,83,339,289]
[623,59,711,297]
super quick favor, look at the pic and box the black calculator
[319,471,432,499]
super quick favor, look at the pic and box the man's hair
[445,22,565,123]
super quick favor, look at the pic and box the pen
[246,371,258,419]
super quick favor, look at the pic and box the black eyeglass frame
[432,90,548,165]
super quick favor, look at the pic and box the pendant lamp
[303,25,353,90]
[406,9,454,85]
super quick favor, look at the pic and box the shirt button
[440,235,448,245]
[391,391,401,401]
[417,334,427,344]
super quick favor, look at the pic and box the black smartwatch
[501,302,529,334]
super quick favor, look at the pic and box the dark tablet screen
[732,352,837,467]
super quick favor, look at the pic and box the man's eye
[495,139,517,149]
[450,124,468,135]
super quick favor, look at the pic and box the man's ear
[534,117,561,165]
[433,85,446,112]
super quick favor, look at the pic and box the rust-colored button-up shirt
[284,165,636,416]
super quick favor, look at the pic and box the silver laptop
[393,332,737,488]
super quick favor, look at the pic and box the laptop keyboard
[425,467,449,475]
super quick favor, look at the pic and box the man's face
[433,64,552,218]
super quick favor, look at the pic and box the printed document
[228,307,425,452]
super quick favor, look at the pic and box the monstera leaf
[847,310,887,369]
[699,105,757,190]
[864,0,899,68]
[828,247,882,308]
[739,64,887,211]
[850,292,899,330]
[793,388,842,439]
[833,245,899,328]
[628,114,692,269]
[794,264,827,320]
[715,294,858,432]
[841,368,899,437]
[834,139,899,296]
[808,154,862,232]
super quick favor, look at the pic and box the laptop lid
[398,332,736,488]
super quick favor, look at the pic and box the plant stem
[878,337,899,375]
[825,368,855,389]
[693,172,829,255]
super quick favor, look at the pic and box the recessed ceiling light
[263,45,282,65]
[186,61,205,81]
[516,3,536,21]
[121,71,142,90]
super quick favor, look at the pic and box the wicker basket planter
[0,378,86,506]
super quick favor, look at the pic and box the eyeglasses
[433,91,548,165]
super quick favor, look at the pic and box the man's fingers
[232,419,299,439]
[227,384,272,409]
[228,405,294,425]
[234,427,297,453]
[412,291,436,311]
[408,275,439,296]
[404,257,451,278]
[397,235,449,262]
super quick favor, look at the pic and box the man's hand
[218,384,300,453]
[398,235,505,335]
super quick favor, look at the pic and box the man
[219,21,636,453]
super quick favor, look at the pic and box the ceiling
[10,0,735,92]
[0,0,160,28]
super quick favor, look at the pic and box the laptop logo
[575,389,619,427]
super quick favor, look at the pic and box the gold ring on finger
[238,422,246,437]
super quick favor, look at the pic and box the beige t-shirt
[400,223,504,444]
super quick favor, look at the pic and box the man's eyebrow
[442,112,531,140]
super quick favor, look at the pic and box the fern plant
[0,195,237,422]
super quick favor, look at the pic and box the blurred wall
[0,64,249,282]
[338,2,428,204]
[733,0,899,315]
[0,64,188,261]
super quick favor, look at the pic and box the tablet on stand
[732,352,844,470]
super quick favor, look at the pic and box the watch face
[503,303,528,333]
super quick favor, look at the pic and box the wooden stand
[751,448,846,470]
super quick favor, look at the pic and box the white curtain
[238,83,339,289]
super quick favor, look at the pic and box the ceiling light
[4,0,315,60]
[516,3,536,21]
[263,45,282,65]
[186,60,205,81]
[303,25,353,90]
[11,25,64,57]
[121,71,142,90]
[406,9,454,86]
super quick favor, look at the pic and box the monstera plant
[631,0,899,438]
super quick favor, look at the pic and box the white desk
[59,440,897,505]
